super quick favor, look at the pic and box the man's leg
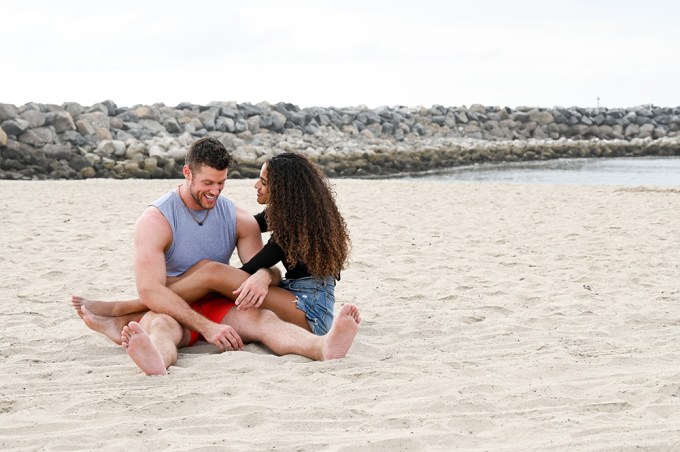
[121,312,188,376]
[224,303,361,361]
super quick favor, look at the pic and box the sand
[1,178,680,451]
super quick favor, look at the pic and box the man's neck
[177,184,201,210]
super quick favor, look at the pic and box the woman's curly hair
[264,153,350,279]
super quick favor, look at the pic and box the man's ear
[182,165,191,179]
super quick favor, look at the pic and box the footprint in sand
[461,315,486,324]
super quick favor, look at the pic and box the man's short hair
[186,137,233,172]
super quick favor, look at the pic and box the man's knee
[149,313,182,334]
[226,309,272,336]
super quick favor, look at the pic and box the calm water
[397,157,680,187]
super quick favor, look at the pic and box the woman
[74,152,351,335]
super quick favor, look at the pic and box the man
[74,137,361,375]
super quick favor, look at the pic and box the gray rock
[1,119,31,136]
[625,124,640,137]
[528,110,554,125]
[100,100,118,115]
[97,140,127,157]
[68,154,91,171]
[246,116,261,133]
[143,157,158,172]
[234,118,247,133]
[654,126,667,138]
[60,130,88,146]
[148,144,166,158]
[639,123,655,138]
[75,119,96,136]
[510,112,529,123]
[86,103,109,115]
[80,111,110,129]
[44,144,72,160]
[220,106,239,118]
[199,109,218,131]
[125,142,146,159]
[84,152,101,166]
[168,146,187,161]
[18,127,54,146]
[19,110,46,128]
[46,111,76,133]
[19,102,47,113]
[163,117,182,133]
[62,102,84,119]
[580,116,593,126]
[109,117,124,130]
[95,127,113,140]
[80,167,97,178]
[134,106,158,120]
[139,119,167,136]
[0,103,18,121]
[215,117,235,133]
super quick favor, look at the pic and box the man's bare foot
[121,322,168,376]
[78,306,132,345]
[322,303,361,360]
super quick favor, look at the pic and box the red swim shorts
[188,293,235,346]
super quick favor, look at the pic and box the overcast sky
[3,0,679,109]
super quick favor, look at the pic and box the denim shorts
[279,276,336,335]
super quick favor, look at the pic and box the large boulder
[0,103,18,121]
[18,127,54,146]
[1,119,30,136]
[46,111,76,133]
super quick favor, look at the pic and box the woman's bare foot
[322,303,361,360]
[71,295,148,317]
[121,322,168,376]
[77,306,139,345]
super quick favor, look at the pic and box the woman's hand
[233,269,272,310]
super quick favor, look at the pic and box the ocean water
[396,157,680,187]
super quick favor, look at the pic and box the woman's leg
[72,296,147,316]
[169,261,311,332]
[73,260,311,331]
[70,260,217,316]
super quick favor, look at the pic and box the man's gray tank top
[151,189,237,277]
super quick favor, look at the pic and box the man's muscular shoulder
[235,204,260,237]
[135,206,172,251]
[234,204,264,264]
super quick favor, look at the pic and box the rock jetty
[1,100,679,180]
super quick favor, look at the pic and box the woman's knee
[195,261,229,285]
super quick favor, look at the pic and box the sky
[2,0,679,110]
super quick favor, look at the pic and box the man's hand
[202,323,244,352]
[233,269,272,311]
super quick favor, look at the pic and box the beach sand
[1,178,680,450]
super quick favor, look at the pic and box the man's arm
[134,207,243,351]
[232,206,281,310]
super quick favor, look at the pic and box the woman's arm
[240,239,285,275]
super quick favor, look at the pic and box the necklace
[177,186,210,226]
